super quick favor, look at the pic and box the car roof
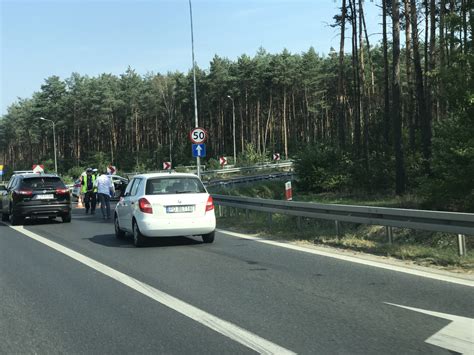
[19,173,60,179]
[133,172,200,180]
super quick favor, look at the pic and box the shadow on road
[87,234,203,248]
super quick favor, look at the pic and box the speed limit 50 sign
[189,127,208,144]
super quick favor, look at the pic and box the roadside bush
[294,144,352,193]
[67,166,84,180]
[237,143,267,166]
[206,158,221,171]
[418,105,474,212]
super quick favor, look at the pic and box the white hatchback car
[114,173,216,247]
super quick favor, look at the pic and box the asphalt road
[1,204,473,354]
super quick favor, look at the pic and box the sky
[0,0,381,115]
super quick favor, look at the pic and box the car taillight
[56,188,70,195]
[205,196,214,212]
[15,189,33,196]
[139,198,153,214]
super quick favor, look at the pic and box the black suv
[0,174,71,225]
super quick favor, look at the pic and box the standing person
[95,170,115,219]
[79,169,87,204]
[92,168,100,207]
[81,168,97,214]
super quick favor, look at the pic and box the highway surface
[1,204,473,354]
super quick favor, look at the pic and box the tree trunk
[439,0,446,119]
[382,0,391,147]
[283,88,288,160]
[404,0,416,151]
[337,0,347,149]
[349,0,361,154]
[411,0,431,172]
[392,0,406,194]
[428,0,437,122]
[359,0,369,172]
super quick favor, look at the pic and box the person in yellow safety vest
[81,168,97,214]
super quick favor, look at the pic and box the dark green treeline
[1,1,472,210]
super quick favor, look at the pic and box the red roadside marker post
[285,181,293,201]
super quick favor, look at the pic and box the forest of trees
[1,1,472,211]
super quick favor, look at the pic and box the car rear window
[21,177,65,189]
[146,177,206,195]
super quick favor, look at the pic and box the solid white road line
[10,225,296,355]
[386,303,474,354]
[217,229,474,288]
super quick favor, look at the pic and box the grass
[213,182,474,272]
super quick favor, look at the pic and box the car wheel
[1,213,8,222]
[133,220,146,247]
[62,213,71,223]
[10,212,23,226]
[114,214,126,239]
[202,231,215,244]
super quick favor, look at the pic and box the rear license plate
[35,194,54,200]
[166,205,194,213]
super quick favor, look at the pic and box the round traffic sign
[189,127,208,144]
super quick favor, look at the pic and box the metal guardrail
[123,161,294,180]
[202,161,293,175]
[212,194,473,255]
[206,172,294,188]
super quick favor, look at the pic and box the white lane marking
[10,225,295,355]
[217,229,474,288]
[386,303,474,354]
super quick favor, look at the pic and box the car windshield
[22,177,65,189]
[146,177,205,195]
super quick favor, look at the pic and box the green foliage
[210,181,285,199]
[418,105,474,212]
[294,144,352,193]
[238,143,267,166]
[67,166,85,180]
[206,158,221,171]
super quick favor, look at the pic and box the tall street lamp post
[189,0,201,177]
[38,117,57,174]
[226,95,237,165]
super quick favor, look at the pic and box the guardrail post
[267,213,272,225]
[457,234,467,257]
[335,220,341,238]
[245,209,249,220]
[297,216,302,230]
[386,226,393,245]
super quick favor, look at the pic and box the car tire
[10,213,23,226]
[62,213,71,223]
[1,213,9,222]
[133,220,146,247]
[202,231,215,244]
[114,214,126,239]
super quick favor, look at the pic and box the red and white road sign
[107,165,116,175]
[32,164,44,174]
[273,153,281,161]
[189,127,208,144]
[163,161,172,170]
[219,156,228,167]
[285,181,293,201]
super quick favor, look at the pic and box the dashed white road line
[10,225,296,355]
[217,229,474,288]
